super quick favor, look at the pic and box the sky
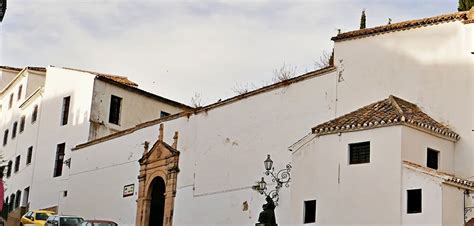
[0,0,459,105]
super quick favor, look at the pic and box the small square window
[427,148,439,170]
[304,200,316,224]
[349,141,370,164]
[407,189,422,214]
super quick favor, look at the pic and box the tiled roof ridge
[0,66,23,71]
[332,10,469,42]
[388,95,404,116]
[311,95,460,141]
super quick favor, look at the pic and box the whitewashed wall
[30,66,96,211]
[334,21,474,177]
[291,126,403,225]
[401,127,455,174]
[402,167,444,226]
[0,69,45,209]
[67,70,338,225]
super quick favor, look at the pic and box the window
[8,93,13,109]
[14,190,21,209]
[63,191,68,197]
[304,200,316,224]
[349,141,370,164]
[23,187,29,206]
[20,116,25,133]
[3,129,8,146]
[6,160,12,177]
[427,148,439,170]
[27,146,33,165]
[14,155,20,173]
[12,121,17,139]
[9,194,15,211]
[53,143,66,177]
[5,197,8,212]
[109,95,122,125]
[407,189,422,214]
[61,96,71,126]
[160,111,170,118]
[32,105,38,123]
[17,85,22,101]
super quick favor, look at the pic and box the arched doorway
[149,177,166,226]
[136,124,180,226]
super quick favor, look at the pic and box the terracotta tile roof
[61,67,138,87]
[312,95,460,141]
[332,11,470,42]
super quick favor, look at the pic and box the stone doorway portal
[136,124,180,226]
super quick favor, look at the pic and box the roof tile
[312,95,460,141]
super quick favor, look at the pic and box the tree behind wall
[360,10,366,29]
[459,0,474,11]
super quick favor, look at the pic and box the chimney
[159,124,164,142]
[172,131,179,149]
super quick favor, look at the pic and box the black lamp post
[253,154,292,226]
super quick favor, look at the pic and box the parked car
[45,215,84,226]
[20,210,55,226]
[81,220,117,226]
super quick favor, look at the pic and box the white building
[65,8,474,226]
[2,7,473,226]
[0,66,190,224]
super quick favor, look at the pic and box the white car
[45,215,84,226]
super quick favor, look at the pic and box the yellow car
[21,210,55,226]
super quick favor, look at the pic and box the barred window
[349,141,370,164]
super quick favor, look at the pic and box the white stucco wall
[334,20,474,177]
[442,184,464,226]
[291,126,403,225]
[0,68,45,210]
[89,79,187,140]
[67,70,338,225]
[29,66,96,211]
[401,127,455,174]
[402,166,444,226]
[0,69,19,90]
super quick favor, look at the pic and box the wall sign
[123,184,134,197]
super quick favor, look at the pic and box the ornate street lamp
[253,154,292,226]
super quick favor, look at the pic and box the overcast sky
[0,0,459,105]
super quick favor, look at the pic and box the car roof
[32,210,55,214]
[85,220,116,223]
